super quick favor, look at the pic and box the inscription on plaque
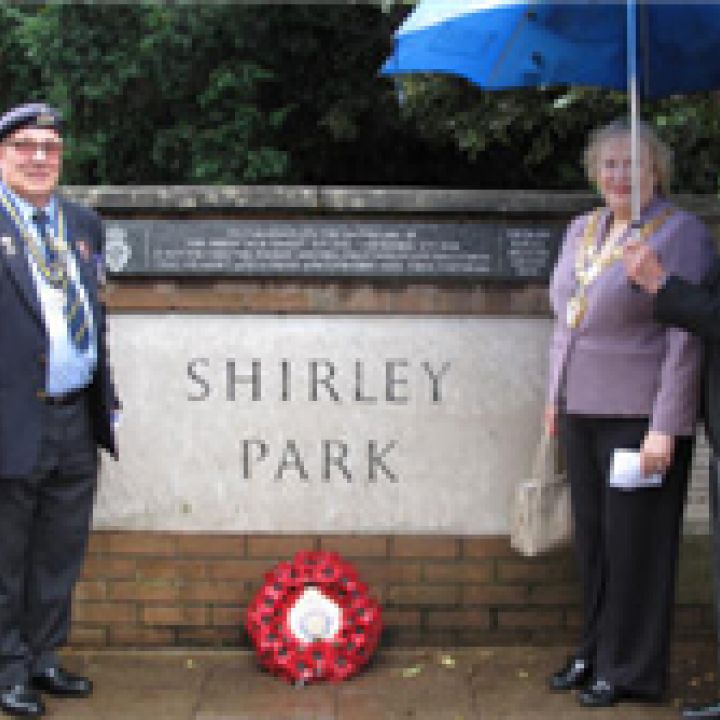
[104,220,562,279]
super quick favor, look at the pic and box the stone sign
[95,314,709,534]
[103,220,563,280]
[96,315,551,533]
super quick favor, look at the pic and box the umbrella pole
[628,0,641,228]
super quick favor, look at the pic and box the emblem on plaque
[104,226,132,273]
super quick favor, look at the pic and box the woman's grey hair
[583,118,674,196]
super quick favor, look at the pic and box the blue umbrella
[383,0,720,224]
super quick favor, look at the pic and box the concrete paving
[40,643,717,719]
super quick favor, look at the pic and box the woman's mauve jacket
[548,197,716,436]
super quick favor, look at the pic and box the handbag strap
[530,431,556,485]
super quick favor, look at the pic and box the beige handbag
[510,431,572,557]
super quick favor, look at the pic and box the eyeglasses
[5,140,63,159]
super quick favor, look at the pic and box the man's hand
[623,240,666,294]
[639,431,674,478]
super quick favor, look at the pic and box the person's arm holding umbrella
[625,239,720,340]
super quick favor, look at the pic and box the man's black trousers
[0,393,96,687]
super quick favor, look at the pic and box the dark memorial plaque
[103,219,562,280]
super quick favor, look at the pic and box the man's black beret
[0,103,64,143]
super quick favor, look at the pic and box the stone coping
[60,185,720,217]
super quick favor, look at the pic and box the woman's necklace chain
[566,206,674,329]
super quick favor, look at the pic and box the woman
[545,119,716,708]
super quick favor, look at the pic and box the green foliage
[398,75,720,193]
[0,1,717,191]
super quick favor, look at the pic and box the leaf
[401,665,423,678]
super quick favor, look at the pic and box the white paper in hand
[609,449,663,490]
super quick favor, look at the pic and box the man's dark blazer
[655,260,720,455]
[0,196,117,478]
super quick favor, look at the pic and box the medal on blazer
[566,206,674,329]
[0,235,15,257]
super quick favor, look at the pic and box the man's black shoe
[0,684,45,717]
[548,656,592,691]
[31,667,92,698]
[577,677,622,707]
[682,701,720,719]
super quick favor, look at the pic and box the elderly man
[0,103,118,717]
[625,236,720,720]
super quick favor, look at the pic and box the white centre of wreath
[288,586,342,643]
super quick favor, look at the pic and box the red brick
[108,580,180,602]
[384,629,433,646]
[81,556,135,580]
[427,609,491,630]
[68,626,107,646]
[141,605,208,626]
[565,608,584,630]
[320,535,388,557]
[247,536,319,558]
[497,609,563,629]
[87,532,112,553]
[136,558,207,581]
[461,584,529,605]
[207,559,270,582]
[179,581,249,603]
[423,562,492,583]
[73,580,107,601]
[175,534,247,557]
[529,584,582,605]
[177,628,243,645]
[461,536,514,559]
[386,585,459,606]
[497,560,570,583]
[107,627,176,646]
[72,602,137,625]
[391,537,459,559]
[353,561,421,585]
[106,532,177,556]
[211,606,248,627]
[380,609,422,629]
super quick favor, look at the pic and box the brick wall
[70,532,714,648]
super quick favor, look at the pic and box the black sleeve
[655,261,720,342]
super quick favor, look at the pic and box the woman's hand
[544,404,558,437]
[623,240,666,294]
[639,431,674,477]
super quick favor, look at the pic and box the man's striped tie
[33,210,90,352]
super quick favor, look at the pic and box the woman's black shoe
[548,657,592,691]
[578,677,621,707]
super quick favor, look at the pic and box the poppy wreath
[246,550,382,684]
